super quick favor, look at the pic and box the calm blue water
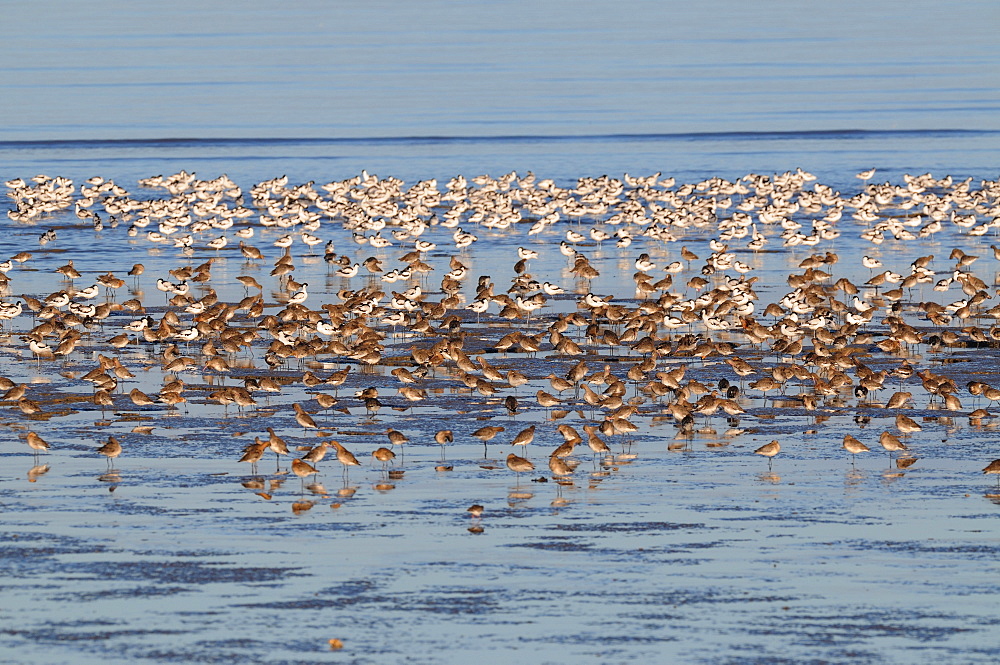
[4,1,1000,188]
[5,0,1000,141]
[2,2,1000,664]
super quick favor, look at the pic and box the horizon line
[1,128,997,148]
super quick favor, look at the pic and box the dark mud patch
[102,499,222,517]
[554,521,707,532]
[61,560,303,585]
[138,641,335,665]
[843,539,1000,560]
[0,626,185,642]
[0,532,114,576]
[751,607,988,646]
[509,536,594,552]
[52,585,190,601]
[243,584,503,616]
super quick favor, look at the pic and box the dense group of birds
[4,166,1000,511]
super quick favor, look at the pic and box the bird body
[372,447,396,468]
[843,434,869,464]
[303,442,330,465]
[895,413,922,434]
[332,441,361,471]
[239,438,267,470]
[472,426,504,442]
[548,455,572,476]
[984,459,1000,485]
[387,429,409,447]
[754,440,780,468]
[291,458,318,479]
[293,403,318,430]
[879,431,908,453]
[98,436,122,465]
[511,425,536,448]
[26,431,49,455]
[506,452,535,477]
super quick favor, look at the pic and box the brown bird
[390,367,418,384]
[435,429,454,459]
[97,436,122,468]
[551,439,577,459]
[546,374,575,393]
[506,453,535,484]
[2,383,26,401]
[93,389,114,410]
[331,441,361,480]
[267,427,289,470]
[842,434,869,465]
[372,446,396,471]
[506,370,529,391]
[885,391,912,409]
[511,425,536,450]
[129,388,155,406]
[548,454,572,477]
[536,390,560,414]
[754,440,781,469]
[291,458,318,479]
[26,431,49,459]
[239,438,267,474]
[472,425,505,456]
[472,425,505,442]
[983,459,1000,486]
[291,458,318,491]
[878,431,909,465]
[585,429,611,459]
[387,429,409,449]
[398,386,428,405]
[293,403,318,431]
[303,441,331,466]
[895,413,922,435]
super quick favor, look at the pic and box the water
[2,2,1000,664]
[5,1,1000,140]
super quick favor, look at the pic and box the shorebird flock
[4,168,1000,506]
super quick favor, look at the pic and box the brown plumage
[97,436,122,467]
[754,440,780,469]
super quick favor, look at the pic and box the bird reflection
[507,490,533,505]
[242,477,265,490]
[757,471,781,484]
[305,482,329,497]
[27,464,50,482]
[880,468,905,484]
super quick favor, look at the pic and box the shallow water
[3,2,1000,664]
[1,161,999,665]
